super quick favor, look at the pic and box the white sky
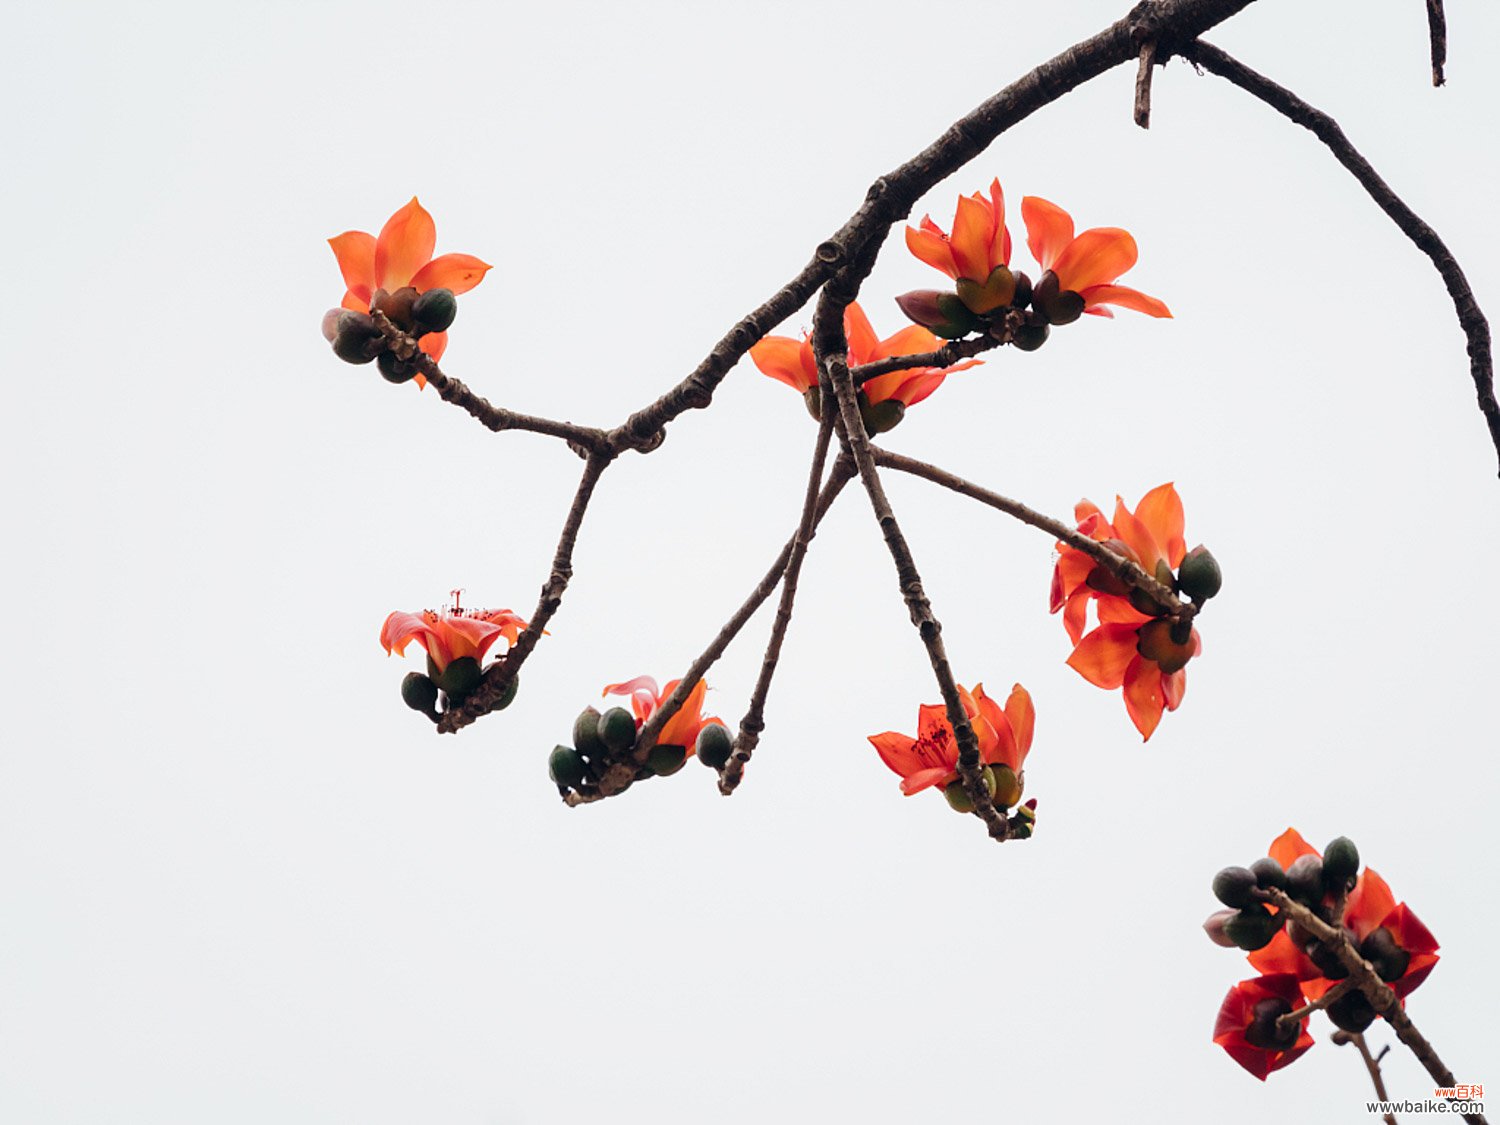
[4,1,1497,1121]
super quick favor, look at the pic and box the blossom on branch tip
[328,198,490,386]
[1020,195,1170,323]
[748,301,981,433]
[867,683,1033,805]
[601,675,726,757]
[1213,974,1314,1080]
[380,606,528,674]
[1051,483,1201,741]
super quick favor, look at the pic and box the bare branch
[1332,1031,1398,1125]
[1427,0,1448,87]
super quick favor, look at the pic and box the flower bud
[696,723,733,770]
[1326,989,1377,1033]
[1321,836,1360,894]
[1177,545,1223,602]
[943,779,976,814]
[1010,320,1050,352]
[1203,909,1240,948]
[493,671,520,711]
[1250,857,1287,890]
[437,656,483,701]
[1010,271,1033,309]
[321,308,347,342]
[573,706,607,758]
[1286,854,1325,905]
[1304,935,1351,979]
[1031,271,1086,326]
[400,671,439,713]
[370,285,420,331]
[597,707,637,753]
[548,745,587,789]
[377,351,419,384]
[990,764,1022,808]
[411,287,458,334]
[1085,564,1132,599]
[1244,998,1301,1050]
[802,387,823,422]
[955,265,1017,315]
[1358,927,1411,983]
[646,743,687,777]
[1212,866,1260,909]
[1138,619,1195,674]
[331,311,384,364]
[1224,905,1281,951]
[894,289,979,339]
[859,394,906,436]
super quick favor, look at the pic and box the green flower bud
[411,287,458,334]
[1212,866,1260,909]
[377,351,419,384]
[955,265,1017,315]
[597,707,637,753]
[802,387,823,422]
[331,311,384,364]
[1223,905,1280,951]
[646,743,687,777]
[1326,989,1377,1033]
[573,707,606,758]
[1177,545,1222,602]
[943,779,976,814]
[493,672,520,711]
[548,745,587,789]
[1321,836,1360,893]
[990,764,1022,808]
[894,289,979,339]
[400,672,439,713]
[858,393,906,436]
[1138,619,1195,674]
[696,724,733,770]
[437,656,483,701]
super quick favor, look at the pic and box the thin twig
[437,450,614,733]
[1332,1031,1398,1125]
[851,334,1004,386]
[1181,40,1499,476]
[871,447,1193,623]
[1261,889,1487,1125]
[1276,978,1356,1034]
[370,312,609,455]
[1426,0,1447,87]
[1135,38,1159,128]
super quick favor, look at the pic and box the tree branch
[1332,1030,1398,1125]
[1179,40,1500,476]
[851,334,1004,386]
[1426,0,1447,87]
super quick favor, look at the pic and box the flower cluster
[1050,483,1219,740]
[380,596,528,716]
[547,676,732,795]
[749,301,982,434]
[1206,829,1440,1080]
[867,682,1037,828]
[899,179,1169,349]
[324,199,490,387]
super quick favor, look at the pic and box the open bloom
[1247,829,1440,1002]
[1051,483,1199,740]
[329,198,491,385]
[905,178,1012,284]
[1021,196,1170,319]
[1213,973,1315,1080]
[867,683,1034,796]
[380,606,528,673]
[749,301,981,411]
[602,675,725,753]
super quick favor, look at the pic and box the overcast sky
[4,1,1497,1121]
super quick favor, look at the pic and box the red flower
[1213,974,1315,1080]
[1247,829,1440,1002]
[601,675,725,753]
[905,178,1012,284]
[380,606,527,673]
[1050,484,1199,740]
[749,301,981,409]
[329,198,490,387]
[867,683,1034,796]
[1020,196,1170,318]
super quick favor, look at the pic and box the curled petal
[1079,283,1171,318]
[410,252,492,295]
[604,675,661,702]
[986,179,1011,268]
[1021,196,1074,272]
[843,302,881,365]
[1004,684,1035,764]
[904,223,959,279]
[750,336,817,392]
[375,197,438,290]
[659,679,709,748]
[950,193,995,282]
[899,766,956,796]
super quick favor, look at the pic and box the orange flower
[749,301,981,413]
[1020,195,1170,320]
[1213,973,1315,1080]
[601,675,725,753]
[867,683,1034,796]
[1051,483,1199,740]
[329,198,490,386]
[380,606,527,674]
[905,178,1012,284]
[1248,829,1440,1003]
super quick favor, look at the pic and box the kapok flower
[329,198,491,386]
[380,606,528,674]
[601,675,725,754]
[1213,973,1315,1080]
[1020,195,1170,322]
[1051,483,1200,741]
[749,302,981,430]
[867,683,1034,798]
[906,178,1013,286]
[1247,829,1440,1003]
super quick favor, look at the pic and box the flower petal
[1066,624,1140,689]
[842,302,880,366]
[1268,828,1320,871]
[949,193,994,282]
[750,336,817,392]
[659,679,709,748]
[1345,869,1399,942]
[1078,283,1171,318]
[1052,227,1138,293]
[1004,684,1034,762]
[329,231,376,302]
[410,253,492,295]
[1134,483,1186,568]
[1021,196,1073,272]
[986,179,1010,268]
[375,197,437,291]
[869,732,923,780]
[904,223,958,279]
[899,766,955,796]
[1122,656,1166,740]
